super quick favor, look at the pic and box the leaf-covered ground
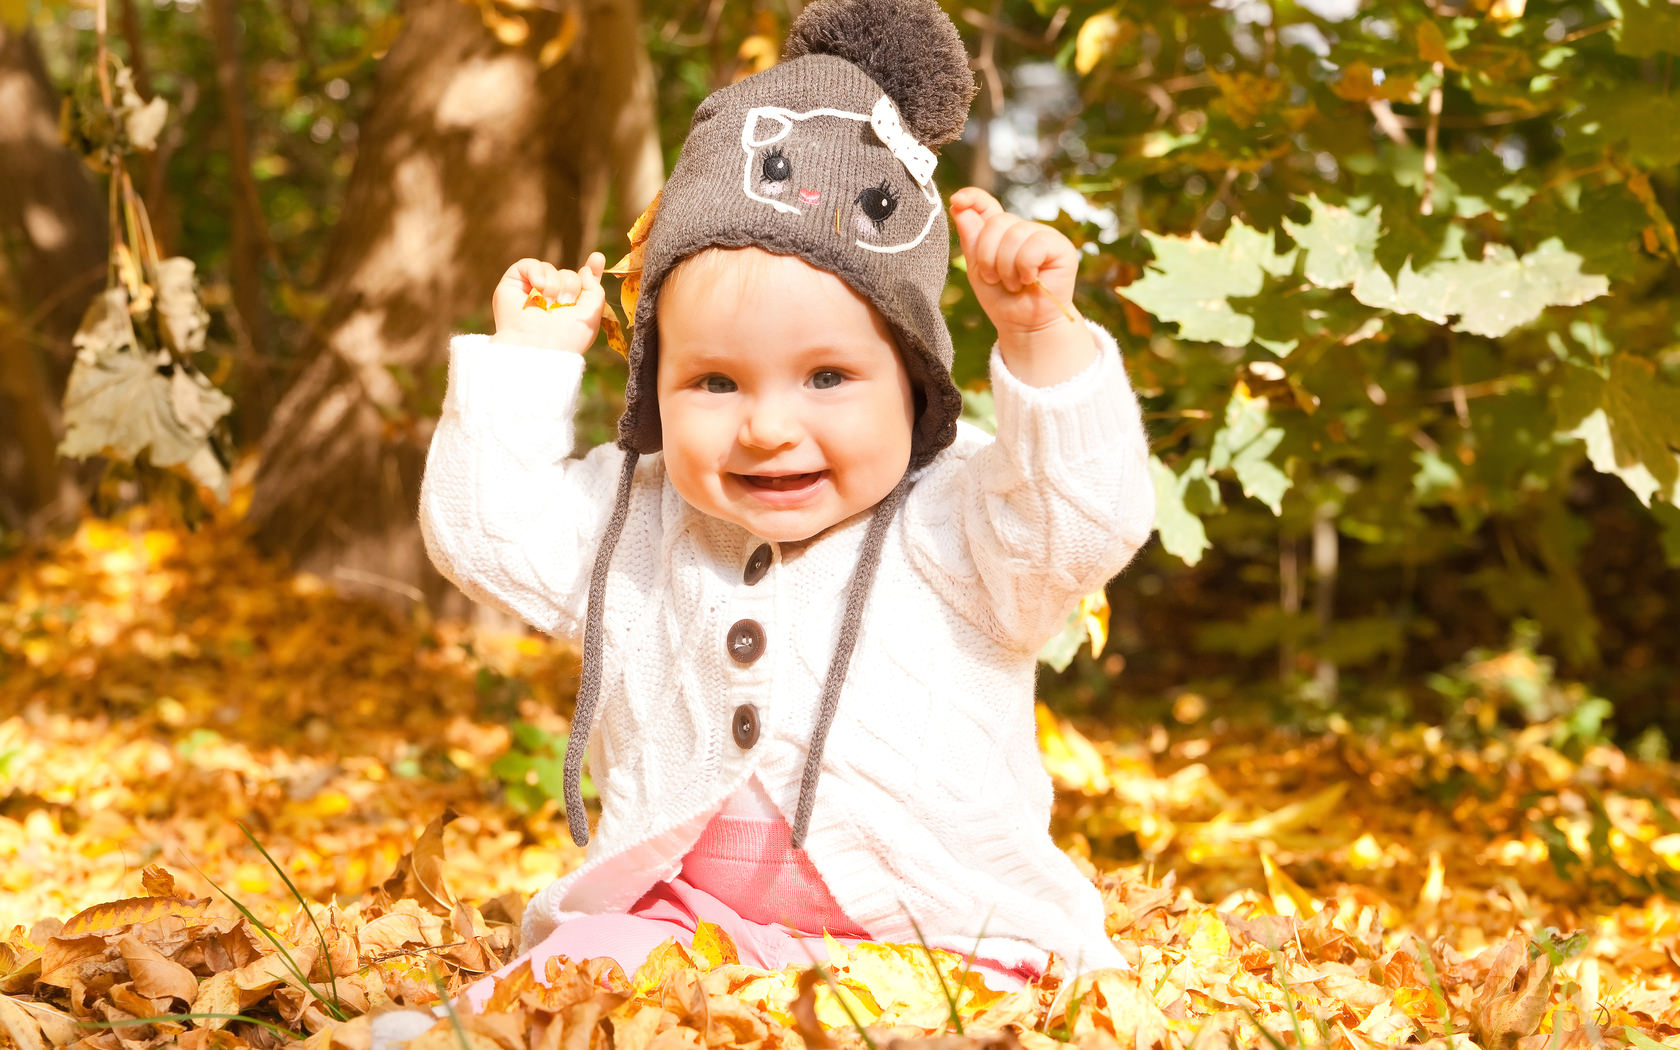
[2,512,1678,1050]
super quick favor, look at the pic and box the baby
[418,0,1155,1005]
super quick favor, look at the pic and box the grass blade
[901,908,963,1035]
[196,865,349,1022]
[238,821,345,1015]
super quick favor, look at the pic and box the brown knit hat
[562,0,976,850]
[621,0,976,469]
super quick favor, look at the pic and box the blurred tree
[0,22,106,535]
[243,0,662,606]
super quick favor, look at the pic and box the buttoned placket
[721,537,779,762]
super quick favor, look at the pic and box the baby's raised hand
[490,252,607,353]
[950,188,1096,387]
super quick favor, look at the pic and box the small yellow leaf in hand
[601,302,629,358]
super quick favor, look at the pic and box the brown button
[732,704,760,749]
[743,544,773,585]
[727,619,765,664]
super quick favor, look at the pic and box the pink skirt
[462,811,1036,1009]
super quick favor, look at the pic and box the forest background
[2,0,1679,1047]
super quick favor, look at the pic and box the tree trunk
[246,0,662,610]
[0,24,108,534]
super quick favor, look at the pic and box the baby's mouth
[736,471,826,492]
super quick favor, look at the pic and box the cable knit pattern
[418,321,1155,977]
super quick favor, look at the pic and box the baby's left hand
[950,187,1081,338]
[951,187,1096,387]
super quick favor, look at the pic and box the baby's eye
[761,148,792,184]
[810,370,844,390]
[702,375,737,393]
[855,180,899,228]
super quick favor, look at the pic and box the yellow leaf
[737,34,778,75]
[631,937,702,999]
[1185,908,1231,958]
[1079,590,1110,658]
[1075,8,1130,76]
[690,921,739,969]
[1416,21,1456,68]
[1260,852,1319,917]
[1035,704,1112,795]
[57,896,210,939]
[601,302,629,358]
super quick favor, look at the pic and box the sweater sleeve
[902,320,1155,652]
[418,335,630,639]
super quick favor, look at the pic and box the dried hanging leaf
[114,65,168,152]
[153,257,210,356]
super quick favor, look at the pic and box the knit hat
[563,0,976,849]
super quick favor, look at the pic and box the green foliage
[490,720,595,816]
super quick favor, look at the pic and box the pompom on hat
[563,0,977,850]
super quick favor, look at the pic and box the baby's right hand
[489,253,607,353]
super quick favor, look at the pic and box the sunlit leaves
[1120,221,1297,349]
[1360,239,1609,338]
[1555,357,1680,507]
[1148,455,1214,566]
[1208,384,1290,514]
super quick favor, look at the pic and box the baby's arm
[910,191,1155,649]
[419,253,628,637]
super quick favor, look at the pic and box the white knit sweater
[418,321,1155,975]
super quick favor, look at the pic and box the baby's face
[656,249,915,543]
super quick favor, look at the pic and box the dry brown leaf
[378,811,457,917]
[191,943,320,1030]
[1470,938,1553,1050]
[139,866,178,898]
[117,933,198,1003]
[0,993,76,1050]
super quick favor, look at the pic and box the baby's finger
[583,251,606,282]
[511,258,558,296]
[992,221,1040,294]
[971,211,1019,285]
[550,269,585,306]
[950,186,1004,222]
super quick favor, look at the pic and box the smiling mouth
[737,471,826,491]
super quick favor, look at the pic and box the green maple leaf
[1150,455,1214,565]
[1208,385,1290,514]
[1555,357,1680,507]
[1282,197,1382,291]
[1121,220,1297,349]
[1355,239,1607,338]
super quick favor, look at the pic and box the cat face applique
[739,98,941,256]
